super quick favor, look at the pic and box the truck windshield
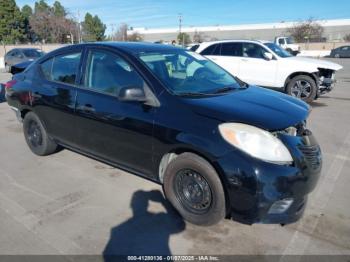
[138,49,243,96]
[264,43,292,58]
[286,37,294,44]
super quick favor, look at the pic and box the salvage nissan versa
[5,43,322,226]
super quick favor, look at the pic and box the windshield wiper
[177,92,209,97]
[213,87,236,94]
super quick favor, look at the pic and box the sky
[16,0,350,34]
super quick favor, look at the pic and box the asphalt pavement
[0,58,349,257]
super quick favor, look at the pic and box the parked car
[275,36,300,56]
[5,42,322,226]
[330,45,350,58]
[196,40,343,102]
[4,48,45,73]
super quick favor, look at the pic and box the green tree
[53,1,66,17]
[82,12,106,42]
[34,0,51,13]
[21,5,35,42]
[21,4,33,18]
[0,0,25,44]
[177,32,191,45]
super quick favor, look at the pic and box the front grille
[299,145,322,170]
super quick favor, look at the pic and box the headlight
[218,123,293,164]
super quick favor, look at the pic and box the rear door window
[200,44,221,56]
[52,53,81,85]
[40,52,82,85]
[221,43,243,56]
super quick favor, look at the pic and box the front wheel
[163,153,226,226]
[334,53,341,58]
[23,112,58,156]
[287,75,317,103]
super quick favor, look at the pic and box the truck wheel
[286,48,293,55]
[23,112,58,156]
[163,153,226,226]
[287,75,317,103]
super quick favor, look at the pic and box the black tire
[23,112,58,156]
[334,53,341,58]
[163,153,226,226]
[286,48,293,55]
[286,75,317,103]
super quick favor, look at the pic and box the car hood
[286,56,343,71]
[182,86,310,131]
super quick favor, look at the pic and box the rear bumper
[216,131,321,225]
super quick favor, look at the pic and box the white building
[128,19,350,43]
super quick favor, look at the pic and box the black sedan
[4,42,322,226]
[330,45,350,58]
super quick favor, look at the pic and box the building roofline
[129,18,350,35]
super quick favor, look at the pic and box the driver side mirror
[118,86,147,102]
[263,52,274,61]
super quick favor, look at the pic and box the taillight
[4,80,17,91]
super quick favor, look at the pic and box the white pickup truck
[195,40,342,102]
[275,36,300,56]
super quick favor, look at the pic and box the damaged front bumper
[316,69,337,96]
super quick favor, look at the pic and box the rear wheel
[287,75,317,103]
[163,153,226,226]
[23,112,58,156]
[334,53,341,58]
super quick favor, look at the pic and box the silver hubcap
[291,80,312,98]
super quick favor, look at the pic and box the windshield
[264,43,292,58]
[138,49,243,96]
[23,49,44,58]
[286,37,294,44]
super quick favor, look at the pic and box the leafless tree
[287,18,325,43]
[344,34,350,42]
[193,30,205,43]
[127,32,143,42]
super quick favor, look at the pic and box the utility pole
[178,13,184,47]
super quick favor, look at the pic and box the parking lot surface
[0,59,349,256]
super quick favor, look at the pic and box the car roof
[73,42,184,53]
[196,39,272,52]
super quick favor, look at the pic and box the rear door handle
[241,58,249,62]
[78,104,96,113]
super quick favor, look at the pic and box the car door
[31,49,83,147]
[238,43,278,87]
[343,46,350,58]
[215,43,242,77]
[75,48,156,177]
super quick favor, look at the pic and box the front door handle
[78,104,96,113]
[241,58,249,62]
